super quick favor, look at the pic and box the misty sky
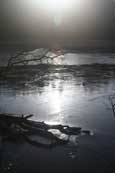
[0,0,115,44]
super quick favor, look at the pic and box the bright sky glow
[28,0,76,25]
[8,0,88,26]
[42,0,74,25]
[42,0,72,12]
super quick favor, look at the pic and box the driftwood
[0,113,91,149]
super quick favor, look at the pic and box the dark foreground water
[1,52,115,172]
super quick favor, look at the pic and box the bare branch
[109,96,115,117]
[6,48,65,67]
[7,50,25,67]
[0,47,66,78]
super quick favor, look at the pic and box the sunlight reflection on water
[1,64,115,135]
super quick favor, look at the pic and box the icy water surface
[0,63,115,136]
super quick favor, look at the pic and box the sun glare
[43,0,74,25]
[31,0,84,25]
[27,0,74,25]
[9,0,86,26]
[43,0,71,12]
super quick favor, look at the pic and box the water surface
[0,62,115,136]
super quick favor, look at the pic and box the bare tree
[6,48,65,67]
[0,47,66,78]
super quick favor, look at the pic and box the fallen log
[0,113,91,148]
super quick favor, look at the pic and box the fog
[0,0,115,43]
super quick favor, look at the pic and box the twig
[109,96,115,117]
